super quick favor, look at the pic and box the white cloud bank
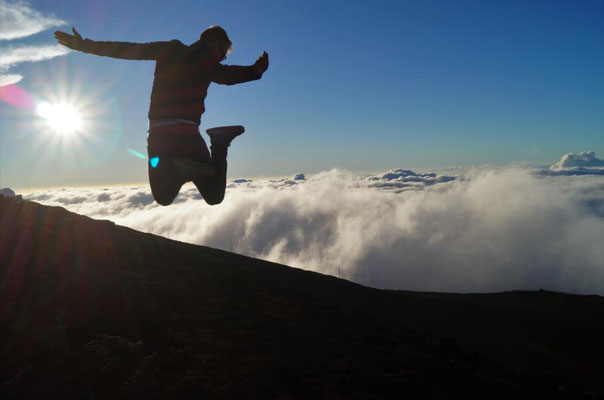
[550,151,604,170]
[0,0,67,86]
[25,166,604,295]
[536,151,604,177]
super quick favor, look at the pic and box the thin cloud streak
[0,73,22,85]
[0,0,68,86]
[0,0,65,40]
[0,44,70,68]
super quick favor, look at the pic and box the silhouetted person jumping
[55,26,269,206]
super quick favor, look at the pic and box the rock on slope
[1,195,603,399]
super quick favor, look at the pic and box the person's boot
[206,125,245,148]
[207,126,245,179]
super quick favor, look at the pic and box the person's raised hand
[54,27,83,51]
[254,51,269,75]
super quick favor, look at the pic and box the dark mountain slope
[1,195,603,399]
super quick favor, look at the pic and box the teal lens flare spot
[127,149,147,160]
[150,157,160,168]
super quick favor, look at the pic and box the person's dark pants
[147,124,228,206]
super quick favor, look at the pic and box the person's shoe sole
[206,125,245,146]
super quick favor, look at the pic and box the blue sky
[1,0,603,189]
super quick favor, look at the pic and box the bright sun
[36,101,84,135]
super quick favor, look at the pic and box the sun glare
[36,101,84,135]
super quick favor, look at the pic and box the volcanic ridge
[1,195,603,399]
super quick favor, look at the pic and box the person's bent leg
[148,158,184,206]
[195,125,244,205]
[147,131,186,206]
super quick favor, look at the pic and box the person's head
[199,26,232,59]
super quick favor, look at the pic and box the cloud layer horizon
[22,155,604,296]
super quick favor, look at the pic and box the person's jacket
[81,38,262,125]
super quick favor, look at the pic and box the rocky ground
[1,195,603,399]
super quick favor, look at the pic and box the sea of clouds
[20,152,604,295]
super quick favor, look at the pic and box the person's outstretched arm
[54,27,176,60]
[211,51,269,85]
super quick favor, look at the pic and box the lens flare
[0,84,35,109]
[127,149,147,160]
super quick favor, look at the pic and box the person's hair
[199,26,232,52]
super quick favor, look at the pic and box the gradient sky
[1,0,603,190]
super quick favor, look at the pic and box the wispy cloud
[23,165,604,295]
[0,44,69,68]
[0,0,65,40]
[0,73,22,85]
[0,0,67,86]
